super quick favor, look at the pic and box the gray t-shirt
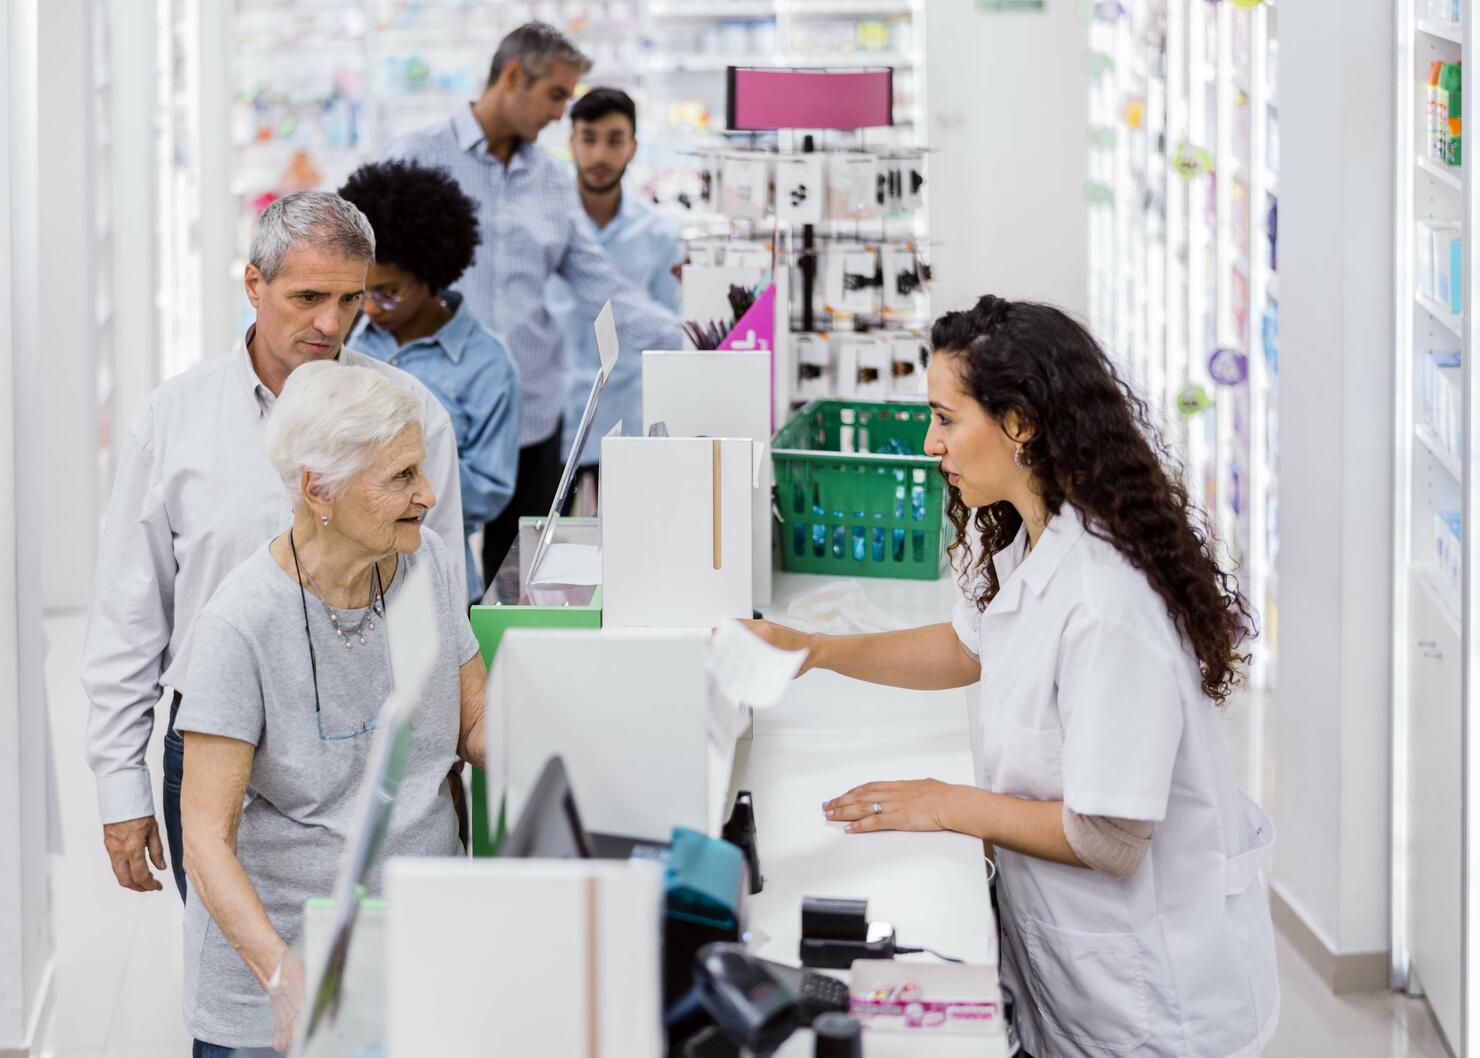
[175,529,480,1048]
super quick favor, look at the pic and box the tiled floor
[40,611,191,1058]
[33,611,1456,1058]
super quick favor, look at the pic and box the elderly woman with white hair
[176,361,488,1058]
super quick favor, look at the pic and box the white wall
[1272,0,1394,956]
[36,0,99,611]
[1,0,57,1049]
[924,0,1089,320]
[108,0,159,443]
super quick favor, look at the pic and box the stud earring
[1013,446,1029,469]
[321,514,330,527]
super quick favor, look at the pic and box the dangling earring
[320,514,331,527]
[1013,445,1029,469]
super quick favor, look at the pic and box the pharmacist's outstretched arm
[743,620,980,690]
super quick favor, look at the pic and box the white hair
[249,191,376,283]
[265,362,422,502]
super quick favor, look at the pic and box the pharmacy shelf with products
[1086,0,1279,704]
[1390,0,1469,1050]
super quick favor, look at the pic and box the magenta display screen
[726,67,894,131]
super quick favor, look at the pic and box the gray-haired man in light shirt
[383,21,682,585]
[81,192,465,898]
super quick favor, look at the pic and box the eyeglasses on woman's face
[367,287,403,312]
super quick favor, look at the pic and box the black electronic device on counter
[799,894,963,969]
[811,1012,863,1057]
[759,958,851,1024]
[721,790,763,895]
[799,895,897,969]
[694,944,800,1054]
[667,943,853,1057]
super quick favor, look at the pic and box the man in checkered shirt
[383,22,683,589]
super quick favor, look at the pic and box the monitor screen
[498,755,595,860]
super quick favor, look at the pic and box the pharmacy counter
[737,572,1008,1056]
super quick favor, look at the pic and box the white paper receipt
[706,620,806,709]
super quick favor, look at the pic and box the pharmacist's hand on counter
[740,619,821,675]
[823,779,966,834]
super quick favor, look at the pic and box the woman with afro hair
[747,296,1278,1058]
[340,160,520,602]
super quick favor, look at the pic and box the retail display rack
[684,101,932,421]
[1086,0,1279,701]
[1390,0,1471,1050]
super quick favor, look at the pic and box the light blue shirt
[385,105,682,449]
[350,292,520,600]
[547,191,685,465]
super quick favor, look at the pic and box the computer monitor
[498,755,595,860]
[501,755,671,863]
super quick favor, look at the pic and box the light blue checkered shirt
[385,104,682,449]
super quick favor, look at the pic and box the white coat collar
[986,504,1087,615]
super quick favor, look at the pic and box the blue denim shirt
[350,292,520,599]
[545,190,685,466]
[386,106,683,448]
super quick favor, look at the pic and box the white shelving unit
[1391,0,1468,1051]
[1088,0,1279,797]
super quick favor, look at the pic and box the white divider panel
[601,435,754,628]
[487,627,735,843]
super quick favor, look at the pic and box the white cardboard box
[642,350,774,605]
[386,858,664,1058]
[484,627,739,844]
[600,435,754,628]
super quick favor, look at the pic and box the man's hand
[102,815,167,892]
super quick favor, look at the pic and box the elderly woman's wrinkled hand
[267,947,306,1052]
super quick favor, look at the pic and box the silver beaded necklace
[294,544,387,649]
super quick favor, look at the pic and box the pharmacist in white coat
[749,296,1278,1058]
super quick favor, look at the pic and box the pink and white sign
[727,67,894,131]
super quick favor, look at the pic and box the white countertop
[737,571,1008,1057]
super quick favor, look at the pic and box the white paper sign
[595,300,619,380]
[530,543,601,586]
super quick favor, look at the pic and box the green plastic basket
[772,399,945,580]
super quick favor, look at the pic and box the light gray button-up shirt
[81,335,465,824]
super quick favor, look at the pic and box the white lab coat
[952,505,1278,1058]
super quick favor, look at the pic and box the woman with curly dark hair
[339,160,521,603]
[747,296,1278,1058]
